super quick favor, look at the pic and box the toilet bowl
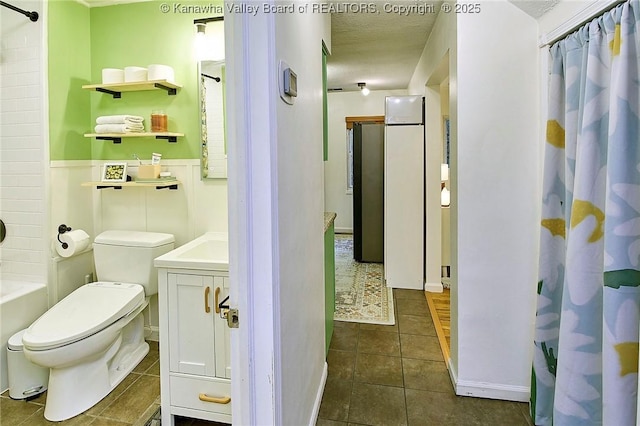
[22,230,174,421]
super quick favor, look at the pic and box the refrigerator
[353,122,384,263]
[384,96,425,289]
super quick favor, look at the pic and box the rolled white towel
[94,123,144,133]
[96,115,144,125]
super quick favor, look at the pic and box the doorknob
[0,219,5,244]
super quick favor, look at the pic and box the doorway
[423,54,452,362]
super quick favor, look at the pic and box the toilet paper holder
[57,224,72,249]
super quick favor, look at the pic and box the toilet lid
[23,282,145,350]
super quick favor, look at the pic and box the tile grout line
[396,290,407,426]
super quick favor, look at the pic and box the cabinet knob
[199,393,231,404]
[204,286,211,313]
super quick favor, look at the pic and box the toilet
[22,230,175,421]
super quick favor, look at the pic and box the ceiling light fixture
[358,82,370,96]
[194,17,225,62]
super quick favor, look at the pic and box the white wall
[324,89,407,233]
[409,0,540,401]
[456,1,539,400]
[225,6,332,423]
[537,0,599,36]
[275,10,331,426]
[0,0,48,284]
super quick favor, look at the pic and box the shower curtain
[532,1,640,425]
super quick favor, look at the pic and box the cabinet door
[214,277,231,379]
[168,273,215,377]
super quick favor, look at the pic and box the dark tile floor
[317,289,533,426]
[2,290,533,425]
[0,342,224,426]
[1,341,162,426]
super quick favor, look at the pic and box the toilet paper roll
[124,66,148,83]
[147,64,175,82]
[56,230,90,258]
[102,68,125,84]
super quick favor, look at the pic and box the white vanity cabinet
[158,268,231,425]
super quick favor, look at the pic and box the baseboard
[145,325,160,342]
[334,228,353,234]
[424,281,443,293]
[309,362,328,426]
[454,378,530,402]
[444,347,529,403]
[388,282,424,290]
[447,356,457,389]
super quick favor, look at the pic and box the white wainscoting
[49,159,228,334]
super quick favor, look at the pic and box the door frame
[225,8,281,425]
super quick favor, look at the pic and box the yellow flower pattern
[533,2,640,425]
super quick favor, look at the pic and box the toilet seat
[23,282,145,351]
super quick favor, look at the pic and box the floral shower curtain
[532,1,640,425]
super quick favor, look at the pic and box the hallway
[317,289,533,425]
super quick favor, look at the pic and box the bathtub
[0,281,48,393]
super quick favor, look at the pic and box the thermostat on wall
[279,60,296,105]
[283,68,297,97]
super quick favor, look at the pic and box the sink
[154,232,228,271]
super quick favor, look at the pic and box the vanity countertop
[154,232,228,271]
[324,212,337,233]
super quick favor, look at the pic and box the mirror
[197,17,226,179]
[200,60,226,178]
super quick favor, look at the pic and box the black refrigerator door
[353,122,384,263]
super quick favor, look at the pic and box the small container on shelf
[137,165,161,180]
[151,110,168,132]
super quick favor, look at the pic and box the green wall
[48,1,92,161]
[49,0,222,161]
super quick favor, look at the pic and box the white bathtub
[0,281,48,393]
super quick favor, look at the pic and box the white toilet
[22,230,175,421]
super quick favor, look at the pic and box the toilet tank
[93,231,175,296]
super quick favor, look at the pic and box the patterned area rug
[334,234,395,325]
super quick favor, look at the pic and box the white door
[225,9,279,425]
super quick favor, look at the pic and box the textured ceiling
[327,4,441,92]
[508,0,562,18]
[328,0,561,92]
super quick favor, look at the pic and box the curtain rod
[202,73,221,82]
[0,1,38,22]
[194,16,224,25]
[539,0,626,47]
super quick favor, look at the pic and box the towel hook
[57,224,72,249]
